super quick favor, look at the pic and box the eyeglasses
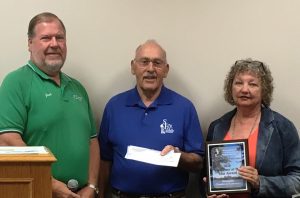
[235,60,266,74]
[134,58,166,68]
[235,60,263,66]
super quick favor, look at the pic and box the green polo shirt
[0,61,96,187]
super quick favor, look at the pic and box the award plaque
[206,139,250,195]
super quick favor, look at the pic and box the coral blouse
[222,128,259,198]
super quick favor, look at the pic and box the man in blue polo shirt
[0,12,99,198]
[99,40,204,198]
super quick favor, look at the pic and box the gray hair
[135,39,167,62]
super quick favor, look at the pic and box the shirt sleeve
[183,102,205,156]
[0,73,27,134]
[75,79,97,138]
[86,96,97,138]
[88,105,97,138]
[98,103,113,161]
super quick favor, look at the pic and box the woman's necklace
[231,112,260,139]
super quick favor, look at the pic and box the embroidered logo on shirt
[160,119,174,134]
[73,94,83,102]
[45,93,52,98]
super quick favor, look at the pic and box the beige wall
[1,0,300,136]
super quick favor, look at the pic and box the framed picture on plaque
[206,139,250,195]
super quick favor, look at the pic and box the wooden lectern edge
[0,147,57,162]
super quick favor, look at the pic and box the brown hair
[224,58,274,106]
[27,12,66,38]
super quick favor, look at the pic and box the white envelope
[125,145,181,167]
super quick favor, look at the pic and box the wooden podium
[0,147,56,198]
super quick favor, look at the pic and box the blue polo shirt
[99,86,204,194]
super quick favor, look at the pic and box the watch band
[87,183,99,194]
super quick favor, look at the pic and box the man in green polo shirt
[0,12,99,198]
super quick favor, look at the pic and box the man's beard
[45,59,64,73]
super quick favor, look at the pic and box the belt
[112,188,185,198]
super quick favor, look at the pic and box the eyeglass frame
[234,59,267,74]
[133,57,167,68]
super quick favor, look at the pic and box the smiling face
[28,19,67,76]
[232,71,262,109]
[131,42,169,98]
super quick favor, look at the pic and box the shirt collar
[27,60,51,80]
[26,60,71,85]
[125,85,173,107]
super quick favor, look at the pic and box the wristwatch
[87,183,99,195]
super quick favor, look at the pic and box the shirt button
[145,112,148,116]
